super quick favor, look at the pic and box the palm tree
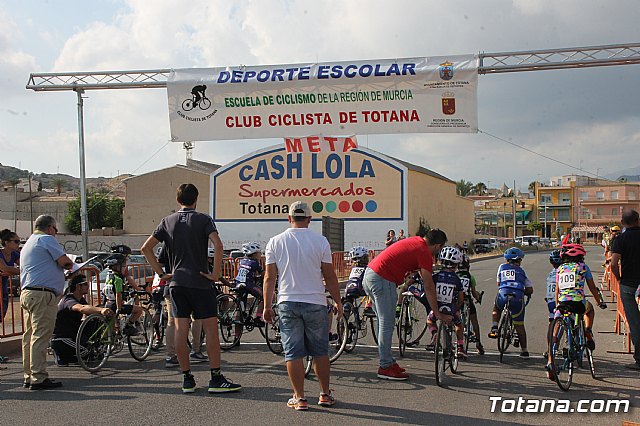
[52,177,65,195]
[456,179,474,197]
[528,181,538,193]
[473,182,487,195]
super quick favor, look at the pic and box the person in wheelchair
[103,254,143,336]
[51,274,113,366]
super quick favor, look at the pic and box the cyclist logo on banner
[182,85,212,111]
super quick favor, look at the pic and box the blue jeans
[363,268,397,369]
[619,284,640,364]
[278,301,328,362]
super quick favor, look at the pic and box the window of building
[596,191,604,200]
[612,207,618,216]
[580,192,588,200]
[611,191,618,200]
[559,192,571,204]
[596,208,604,216]
[540,194,552,204]
[630,192,637,200]
[558,210,570,221]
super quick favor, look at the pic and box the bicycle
[75,290,155,373]
[434,319,458,387]
[182,94,211,111]
[265,303,283,355]
[547,306,596,391]
[216,283,266,350]
[460,290,484,354]
[497,294,530,363]
[342,295,376,353]
[149,289,168,351]
[397,285,429,356]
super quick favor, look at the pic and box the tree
[64,191,124,234]
[528,181,538,193]
[52,177,65,195]
[456,179,474,197]
[415,216,431,237]
[473,182,487,195]
[526,221,543,233]
[37,181,43,191]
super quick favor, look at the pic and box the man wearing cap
[20,215,74,390]
[263,201,343,410]
[611,209,640,370]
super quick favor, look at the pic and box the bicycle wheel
[265,305,283,355]
[217,294,241,350]
[582,323,596,379]
[398,302,410,356]
[182,99,195,111]
[406,297,429,346]
[369,315,379,345]
[329,315,348,363]
[76,313,112,373]
[450,326,459,374]
[550,318,573,391]
[151,305,166,351]
[435,321,447,387]
[128,308,154,361]
[199,97,212,110]
[497,309,512,363]
[344,303,359,353]
[304,356,313,378]
[462,305,472,354]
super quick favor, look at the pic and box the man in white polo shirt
[263,201,343,411]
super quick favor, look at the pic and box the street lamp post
[503,202,507,237]
[543,200,547,239]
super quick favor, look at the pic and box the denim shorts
[278,301,328,361]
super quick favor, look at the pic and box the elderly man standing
[263,201,343,411]
[611,209,640,370]
[20,215,73,390]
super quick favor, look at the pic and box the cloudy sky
[1,0,639,192]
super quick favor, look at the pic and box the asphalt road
[1,246,638,425]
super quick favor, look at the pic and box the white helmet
[439,246,463,265]
[349,246,369,260]
[241,242,261,256]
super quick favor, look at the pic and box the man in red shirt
[363,228,449,380]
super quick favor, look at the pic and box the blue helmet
[504,247,525,261]
[549,249,562,267]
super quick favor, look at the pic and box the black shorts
[466,297,477,315]
[105,302,134,315]
[169,286,218,319]
[556,301,586,315]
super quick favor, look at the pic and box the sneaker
[30,378,63,391]
[363,307,376,317]
[545,363,557,381]
[208,374,242,393]
[23,380,30,389]
[190,351,208,362]
[123,323,138,336]
[287,397,309,411]
[377,364,409,381]
[0,355,8,363]
[456,345,468,360]
[476,343,485,355]
[488,326,498,339]
[182,374,196,393]
[391,362,406,373]
[318,392,336,407]
[519,351,529,358]
[165,355,179,368]
[513,337,520,348]
[585,329,595,350]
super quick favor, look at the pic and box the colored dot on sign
[312,201,323,213]
[352,200,364,212]
[339,201,350,213]
[325,201,337,213]
[365,200,377,212]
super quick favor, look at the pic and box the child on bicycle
[232,242,265,328]
[344,246,369,302]
[488,247,533,358]
[544,250,562,354]
[425,246,466,359]
[102,254,143,336]
[545,243,607,380]
[456,254,485,355]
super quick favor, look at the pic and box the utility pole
[512,180,517,239]
[543,200,547,239]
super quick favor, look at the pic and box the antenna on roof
[183,141,194,163]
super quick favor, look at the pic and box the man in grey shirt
[142,183,241,393]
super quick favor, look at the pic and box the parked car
[473,238,493,254]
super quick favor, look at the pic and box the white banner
[167,55,478,141]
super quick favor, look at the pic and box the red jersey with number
[368,236,433,285]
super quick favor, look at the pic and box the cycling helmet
[458,254,470,270]
[349,246,369,261]
[111,244,132,255]
[439,246,463,265]
[105,253,127,267]
[504,247,525,261]
[561,243,586,258]
[549,250,562,267]
[241,242,261,256]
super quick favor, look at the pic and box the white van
[521,235,540,247]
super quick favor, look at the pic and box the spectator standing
[385,230,397,247]
[363,228,449,380]
[397,229,406,241]
[0,229,20,322]
[20,215,73,390]
[610,209,640,370]
[263,201,342,410]
[141,184,241,393]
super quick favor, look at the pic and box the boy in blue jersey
[488,247,533,357]
[457,255,485,355]
[425,246,467,359]
[344,246,369,302]
[233,242,265,328]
